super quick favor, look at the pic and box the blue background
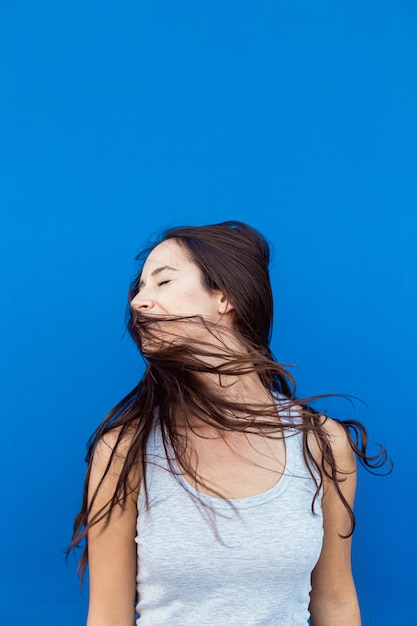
[1,1,416,624]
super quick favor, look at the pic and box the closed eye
[158,280,171,286]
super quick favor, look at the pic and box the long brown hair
[69,220,390,580]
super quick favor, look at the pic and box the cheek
[173,288,205,311]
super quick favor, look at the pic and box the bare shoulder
[92,425,137,464]
[307,414,356,474]
[89,425,141,502]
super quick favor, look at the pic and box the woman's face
[130,239,233,346]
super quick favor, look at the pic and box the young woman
[70,221,388,626]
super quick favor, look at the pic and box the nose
[130,291,155,312]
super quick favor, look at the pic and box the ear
[218,294,234,315]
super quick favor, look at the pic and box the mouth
[136,318,155,327]
[134,315,162,328]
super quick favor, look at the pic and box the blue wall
[1,1,416,624]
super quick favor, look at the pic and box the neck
[172,368,277,433]
[205,369,271,404]
[196,328,271,403]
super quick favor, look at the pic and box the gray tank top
[135,404,324,625]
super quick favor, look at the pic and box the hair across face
[129,221,274,353]
[129,238,234,351]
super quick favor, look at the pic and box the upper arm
[308,418,361,625]
[86,430,140,626]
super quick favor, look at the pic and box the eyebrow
[138,265,178,290]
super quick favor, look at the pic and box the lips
[135,315,161,327]
[137,318,155,327]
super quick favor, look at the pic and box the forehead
[141,239,193,274]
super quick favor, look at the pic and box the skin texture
[86,430,139,626]
[308,420,360,625]
[131,239,233,326]
[86,241,361,626]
